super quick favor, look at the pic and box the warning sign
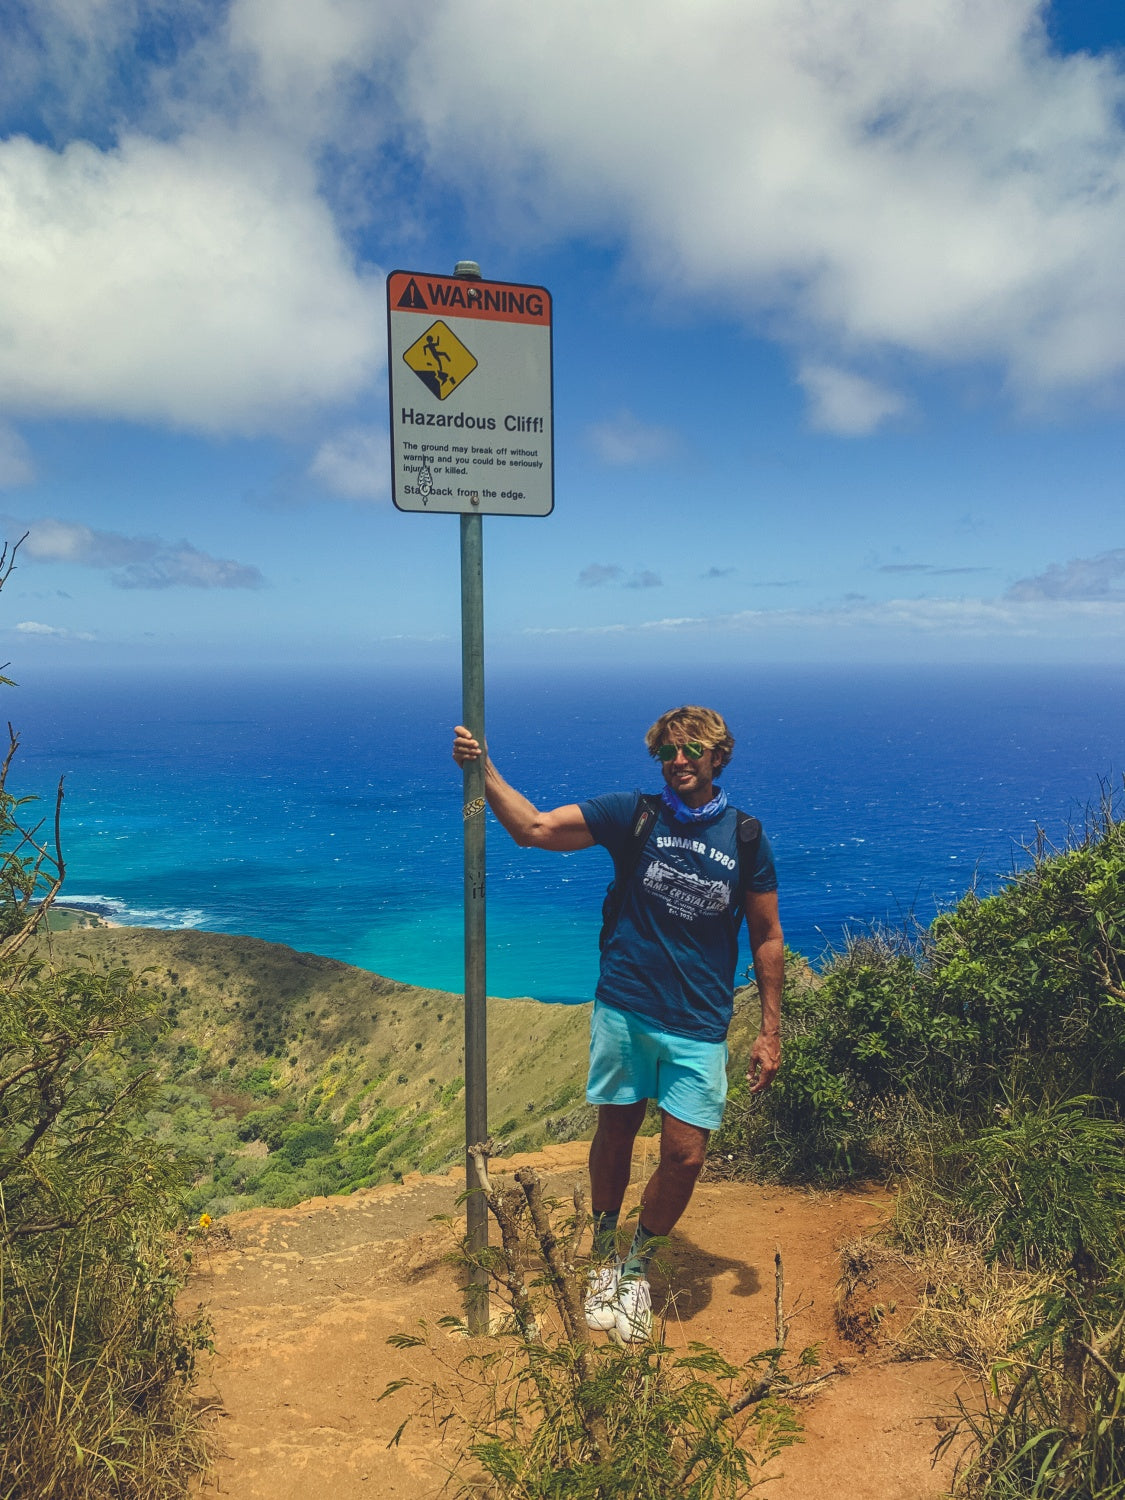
[402,320,478,401]
[393,275,549,325]
[387,270,553,517]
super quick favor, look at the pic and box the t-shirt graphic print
[640,858,733,922]
[577,790,778,1042]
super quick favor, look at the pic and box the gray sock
[592,1209,620,1261]
[623,1221,657,1279]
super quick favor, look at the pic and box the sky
[1,0,1124,676]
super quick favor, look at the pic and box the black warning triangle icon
[397,278,428,310]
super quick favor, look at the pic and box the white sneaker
[584,1262,621,1331]
[608,1273,652,1345]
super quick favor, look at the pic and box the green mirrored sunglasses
[656,740,705,762]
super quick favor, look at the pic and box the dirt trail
[186,1144,970,1498]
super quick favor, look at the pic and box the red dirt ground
[185,1142,970,1498]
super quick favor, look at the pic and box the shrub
[715,805,1125,1187]
[277,1120,337,1167]
[0,810,206,1486]
[939,1095,1125,1275]
[0,538,208,1495]
[237,1101,296,1151]
[716,800,1125,1500]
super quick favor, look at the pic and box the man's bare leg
[637,1110,709,1237]
[587,1109,709,1343]
[590,1105,708,1235]
[589,1100,648,1213]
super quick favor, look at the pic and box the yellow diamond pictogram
[403,320,478,402]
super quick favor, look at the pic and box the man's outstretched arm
[744,888,784,1094]
[452,726,595,852]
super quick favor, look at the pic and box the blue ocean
[10,664,1124,1003]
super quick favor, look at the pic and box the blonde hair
[644,705,735,776]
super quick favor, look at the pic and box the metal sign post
[459,495,488,1334]
[387,260,554,1334]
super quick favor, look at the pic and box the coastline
[48,901,121,931]
[12,665,1124,996]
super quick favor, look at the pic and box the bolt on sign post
[387,262,554,1332]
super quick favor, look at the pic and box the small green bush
[278,1120,337,1167]
[716,806,1125,1187]
[940,1095,1125,1275]
[387,1168,807,1499]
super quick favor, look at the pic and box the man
[451,705,783,1341]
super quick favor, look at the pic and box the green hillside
[38,926,586,1213]
[40,924,772,1216]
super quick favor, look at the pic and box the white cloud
[9,0,1125,434]
[225,0,406,139]
[14,620,95,640]
[878,563,995,576]
[114,543,265,590]
[526,594,1125,640]
[798,364,906,435]
[0,0,150,137]
[394,0,1125,402]
[18,518,154,568]
[308,426,390,501]
[8,517,264,589]
[0,130,384,434]
[585,410,677,466]
[1007,547,1125,600]
[0,425,34,487]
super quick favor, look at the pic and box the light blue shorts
[586,1000,728,1131]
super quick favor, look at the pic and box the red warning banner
[388,271,551,326]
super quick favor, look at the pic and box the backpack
[598,793,763,950]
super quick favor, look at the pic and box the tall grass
[0,953,211,1496]
[0,535,209,1497]
[948,1277,1125,1499]
[0,1221,210,1499]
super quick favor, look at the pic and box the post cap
[453,260,483,280]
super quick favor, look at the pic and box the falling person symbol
[403,319,478,400]
[423,334,454,389]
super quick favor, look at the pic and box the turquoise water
[11,664,1125,1001]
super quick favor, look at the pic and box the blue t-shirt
[578,790,778,1043]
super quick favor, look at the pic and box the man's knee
[595,1100,647,1143]
[660,1117,709,1176]
[662,1142,706,1178]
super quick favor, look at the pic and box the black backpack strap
[598,793,662,951]
[734,811,762,931]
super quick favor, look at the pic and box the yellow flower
[199,1213,212,1230]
